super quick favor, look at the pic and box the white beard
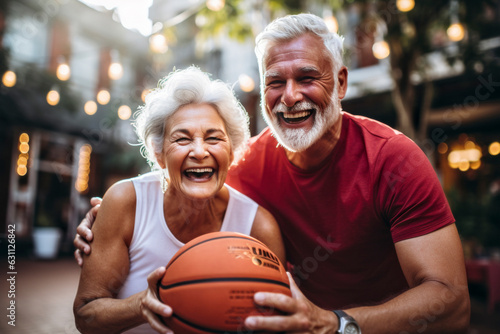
[264,89,341,152]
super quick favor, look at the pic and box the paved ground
[0,257,499,334]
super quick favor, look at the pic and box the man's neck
[285,115,343,170]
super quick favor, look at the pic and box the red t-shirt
[226,112,455,309]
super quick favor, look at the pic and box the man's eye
[266,80,284,87]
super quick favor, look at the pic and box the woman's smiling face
[157,103,233,200]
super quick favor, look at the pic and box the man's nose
[281,80,303,107]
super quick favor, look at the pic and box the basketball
[157,231,291,334]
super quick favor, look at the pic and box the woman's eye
[175,138,190,143]
[207,137,221,142]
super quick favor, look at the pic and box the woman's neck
[163,186,229,243]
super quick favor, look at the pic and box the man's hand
[74,197,102,266]
[244,272,339,333]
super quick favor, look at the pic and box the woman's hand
[140,267,174,334]
[74,197,102,266]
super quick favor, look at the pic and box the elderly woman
[73,66,284,334]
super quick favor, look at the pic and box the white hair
[133,66,250,170]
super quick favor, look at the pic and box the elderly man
[75,13,470,334]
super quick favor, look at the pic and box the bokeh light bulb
[84,100,98,115]
[118,105,132,120]
[47,89,60,106]
[56,63,71,81]
[2,70,16,87]
[149,33,168,54]
[447,23,465,42]
[206,0,225,11]
[238,74,255,92]
[373,41,390,59]
[324,16,338,33]
[108,62,123,80]
[396,0,415,12]
[97,89,111,105]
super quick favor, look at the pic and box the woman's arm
[73,180,172,334]
[250,206,286,265]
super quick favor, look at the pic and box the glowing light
[19,133,29,143]
[84,100,98,115]
[447,23,465,42]
[372,41,390,60]
[238,74,255,93]
[141,89,151,102]
[19,143,30,154]
[458,160,470,172]
[47,89,60,106]
[97,89,111,105]
[396,0,415,12]
[324,16,338,33]
[489,142,500,156]
[17,165,28,176]
[437,142,448,154]
[108,62,123,80]
[206,0,225,11]
[2,70,17,87]
[149,33,168,54]
[76,144,92,193]
[56,63,71,81]
[470,160,481,170]
[448,146,482,171]
[118,105,132,120]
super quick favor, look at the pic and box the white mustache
[273,101,318,113]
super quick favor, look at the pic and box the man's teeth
[283,111,311,119]
[185,168,213,173]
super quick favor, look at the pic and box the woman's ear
[155,152,166,169]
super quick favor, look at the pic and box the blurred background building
[1,0,499,266]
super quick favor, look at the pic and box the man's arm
[244,223,470,333]
[74,197,101,266]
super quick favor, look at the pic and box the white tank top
[117,172,258,333]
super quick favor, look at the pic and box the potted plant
[32,211,63,259]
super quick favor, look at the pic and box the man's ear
[337,66,348,99]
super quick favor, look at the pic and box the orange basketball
[158,231,291,334]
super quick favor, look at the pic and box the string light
[206,0,225,11]
[118,105,132,120]
[56,63,71,81]
[97,89,111,105]
[396,0,415,12]
[323,16,338,33]
[149,33,168,54]
[489,142,500,156]
[372,40,390,59]
[238,74,255,92]
[75,144,92,193]
[447,22,465,42]
[84,100,98,115]
[2,70,17,87]
[141,88,151,102]
[447,141,482,172]
[17,133,30,176]
[108,62,123,80]
[46,87,60,106]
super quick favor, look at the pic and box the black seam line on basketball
[171,313,249,334]
[166,235,268,268]
[159,277,290,290]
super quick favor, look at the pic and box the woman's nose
[189,140,209,159]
